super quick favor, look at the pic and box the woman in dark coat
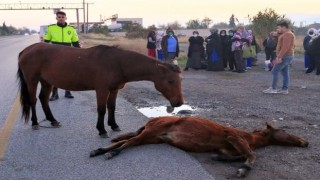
[306,33,320,75]
[205,28,224,71]
[185,31,205,71]
[220,30,228,69]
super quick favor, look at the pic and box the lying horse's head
[153,63,184,107]
[256,123,309,147]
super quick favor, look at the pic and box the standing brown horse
[17,43,183,137]
[90,116,309,178]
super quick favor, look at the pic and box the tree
[2,22,9,35]
[229,14,236,28]
[212,22,229,29]
[186,19,201,29]
[88,24,109,35]
[202,17,212,28]
[167,21,183,29]
[251,8,293,42]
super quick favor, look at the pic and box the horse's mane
[92,45,181,73]
[158,62,181,73]
[93,45,119,51]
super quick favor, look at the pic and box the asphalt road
[0,36,214,180]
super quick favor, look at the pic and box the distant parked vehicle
[39,25,48,42]
[107,23,122,32]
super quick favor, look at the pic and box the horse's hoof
[32,125,40,130]
[105,152,113,160]
[89,150,97,157]
[51,121,61,128]
[99,133,109,138]
[112,127,121,132]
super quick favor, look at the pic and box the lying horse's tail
[111,126,145,142]
[17,50,30,122]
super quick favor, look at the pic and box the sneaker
[278,89,289,94]
[263,87,278,94]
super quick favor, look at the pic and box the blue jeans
[271,56,293,90]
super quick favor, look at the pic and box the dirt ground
[119,54,320,180]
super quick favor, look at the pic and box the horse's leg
[89,140,127,157]
[39,80,60,127]
[226,136,256,178]
[27,81,40,129]
[96,90,110,138]
[107,90,120,131]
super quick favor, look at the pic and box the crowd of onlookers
[146,25,260,73]
[146,22,320,94]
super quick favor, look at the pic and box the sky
[0,0,319,31]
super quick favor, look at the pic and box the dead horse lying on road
[17,43,183,138]
[90,116,309,178]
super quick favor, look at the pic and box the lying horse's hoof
[236,164,251,178]
[99,133,109,138]
[32,125,40,130]
[111,127,121,132]
[51,121,61,128]
[105,152,113,160]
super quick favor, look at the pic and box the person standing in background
[147,30,156,58]
[227,30,236,71]
[232,25,249,73]
[185,31,205,71]
[220,30,229,69]
[161,28,179,64]
[44,11,80,101]
[303,28,316,69]
[263,21,295,94]
[205,28,224,71]
[156,31,164,60]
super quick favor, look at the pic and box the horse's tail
[17,50,30,122]
[111,126,145,143]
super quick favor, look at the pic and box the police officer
[44,11,81,101]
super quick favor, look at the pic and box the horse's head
[154,63,184,107]
[258,123,309,148]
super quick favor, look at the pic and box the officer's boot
[65,91,74,99]
[50,87,59,101]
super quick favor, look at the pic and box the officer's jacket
[44,23,80,47]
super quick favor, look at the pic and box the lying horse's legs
[104,129,161,159]
[212,149,245,162]
[226,136,256,178]
[111,126,145,143]
[96,90,110,138]
[89,140,127,157]
[107,90,120,131]
[39,81,60,127]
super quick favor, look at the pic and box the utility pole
[86,3,89,33]
[76,8,80,33]
[83,0,86,33]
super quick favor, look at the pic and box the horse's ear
[266,122,274,130]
